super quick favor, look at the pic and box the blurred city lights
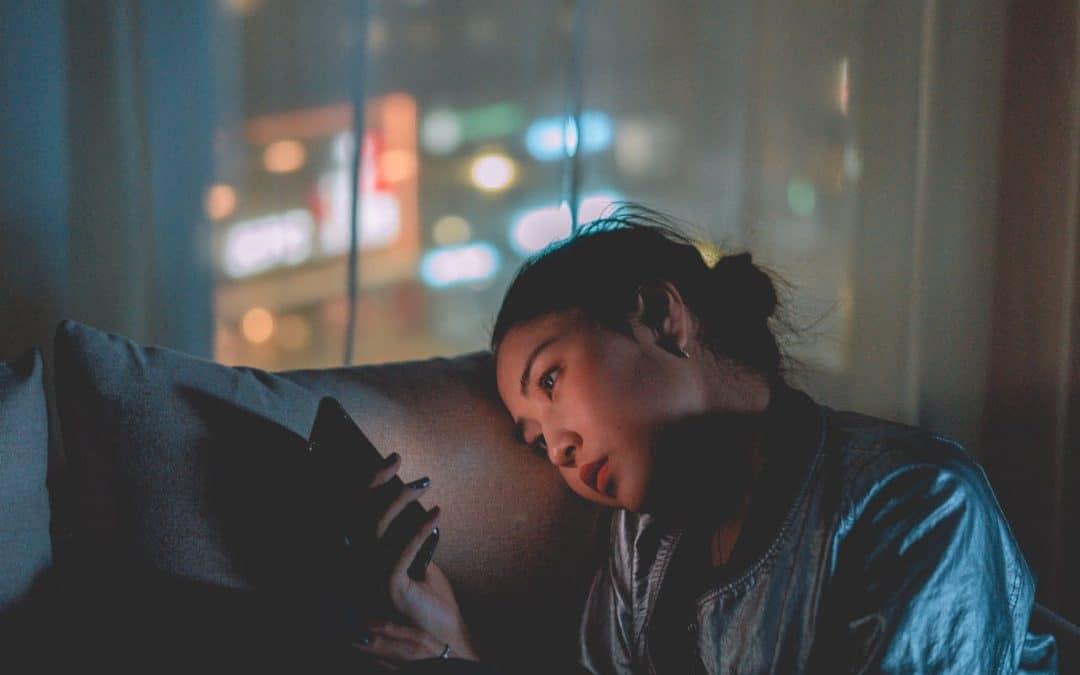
[432,215,472,246]
[525,111,613,161]
[276,314,312,350]
[577,193,619,224]
[317,169,402,254]
[419,242,500,288]
[469,153,517,192]
[511,203,572,255]
[421,108,462,155]
[316,127,403,254]
[421,103,525,156]
[241,307,275,344]
[458,102,524,141]
[509,193,620,255]
[205,183,237,221]
[565,117,579,156]
[379,149,418,183]
[786,178,818,217]
[223,209,314,278]
[262,139,307,174]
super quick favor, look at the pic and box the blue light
[524,111,613,162]
[564,117,579,157]
[419,242,501,288]
[580,111,613,153]
[508,191,623,255]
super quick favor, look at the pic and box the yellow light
[241,307,275,344]
[694,241,724,267]
[205,184,237,221]
[224,0,262,16]
[262,140,307,174]
[379,149,417,183]
[276,314,312,350]
[432,215,472,246]
[469,153,516,192]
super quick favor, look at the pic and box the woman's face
[495,308,703,511]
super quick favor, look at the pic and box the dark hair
[489,203,791,383]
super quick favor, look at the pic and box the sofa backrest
[50,319,608,670]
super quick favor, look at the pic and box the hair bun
[710,252,777,323]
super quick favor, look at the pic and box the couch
[3,320,1078,673]
[0,320,609,673]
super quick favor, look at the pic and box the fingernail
[384,452,400,465]
[355,629,372,645]
[407,476,430,490]
[432,526,440,537]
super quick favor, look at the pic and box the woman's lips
[596,460,613,497]
[579,457,612,497]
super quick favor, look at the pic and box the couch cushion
[53,319,606,671]
[0,348,52,613]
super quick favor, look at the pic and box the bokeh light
[379,149,418,183]
[205,183,237,221]
[432,215,472,246]
[786,178,817,217]
[420,242,500,288]
[241,307,275,344]
[469,153,516,192]
[262,139,307,174]
[421,108,462,155]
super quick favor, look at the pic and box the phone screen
[307,397,438,587]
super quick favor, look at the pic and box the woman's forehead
[496,314,579,388]
[498,311,589,358]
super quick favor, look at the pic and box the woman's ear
[634,282,691,351]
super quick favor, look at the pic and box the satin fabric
[578,384,1059,674]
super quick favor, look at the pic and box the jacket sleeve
[824,448,1040,674]
[578,511,637,675]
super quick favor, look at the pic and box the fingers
[375,475,432,540]
[352,621,445,664]
[390,505,441,581]
[367,453,401,489]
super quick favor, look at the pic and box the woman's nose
[545,431,577,467]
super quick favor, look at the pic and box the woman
[354,205,1058,673]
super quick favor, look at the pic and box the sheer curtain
[207,0,1000,445]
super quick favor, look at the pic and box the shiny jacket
[578,384,1059,674]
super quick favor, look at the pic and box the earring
[660,336,690,360]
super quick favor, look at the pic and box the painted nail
[407,476,430,490]
[384,452,400,466]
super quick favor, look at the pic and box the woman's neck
[708,427,766,567]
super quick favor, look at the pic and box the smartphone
[307,396,438,585]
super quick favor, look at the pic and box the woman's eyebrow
[519,335,559,397]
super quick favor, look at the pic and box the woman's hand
[363,454,480,663]
[352,618,463,668]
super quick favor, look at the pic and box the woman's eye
[538,367,558,396]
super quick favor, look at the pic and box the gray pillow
[53,319,604,671]
[0,349,52,612]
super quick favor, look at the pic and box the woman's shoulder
[820,407,1004,531]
